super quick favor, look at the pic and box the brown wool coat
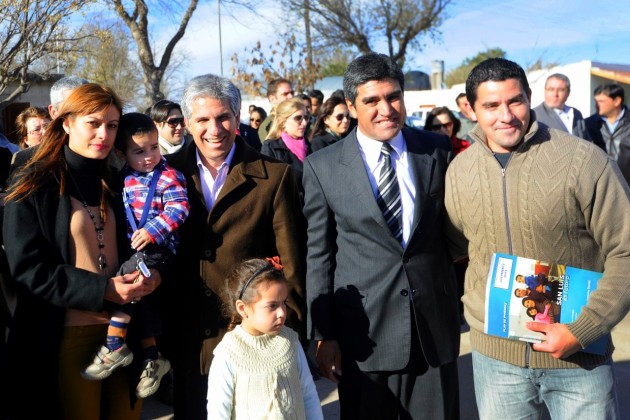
[166,136,306,373]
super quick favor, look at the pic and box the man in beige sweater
[445,58,630,419]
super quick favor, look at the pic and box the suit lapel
[404,128,434,237]
[173,140,208,211]
[339,131,392,232]
[543,103,569,132]
[214,137,266,208]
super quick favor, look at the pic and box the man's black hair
[308,89,324,103]
[149,100,182,123]
[594,83,625,103]
[465,58,530,109]
[343,53,404,104]
[115,112,157,152]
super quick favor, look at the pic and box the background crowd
[0,52,629,420]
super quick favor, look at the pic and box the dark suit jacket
[532,102,592,142]
[166,136,306,373]
[585,107,630,185]
[303,127,460,372]
[260,137,311,196]
[311,131,342,152]
[8,145,37,183]
[238,123,262,151]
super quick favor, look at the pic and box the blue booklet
[484,253,608,355]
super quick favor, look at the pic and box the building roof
[591,62,630,84]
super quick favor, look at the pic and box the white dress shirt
[553,106,574,133]
[196,143,236,209]
[356,129,416,248]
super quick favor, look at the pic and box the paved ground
[142,312,630,419]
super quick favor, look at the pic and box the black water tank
[405,71,431,91]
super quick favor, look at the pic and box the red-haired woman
[3,83,160,419]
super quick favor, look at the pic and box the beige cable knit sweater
[445,120,630,369]
[211,325,305,419]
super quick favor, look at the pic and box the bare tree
[0,0,92,109]
[110,0,199,105]
[230,31,322,97]
[64,21,143,108]
[283,0,450,68]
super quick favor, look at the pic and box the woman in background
[424,106,470,155]
[249,106,267,132]
[309,96,351,152]
[15,106,50,149]
[261,98,311,197]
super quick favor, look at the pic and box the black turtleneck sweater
[64,145,105,206]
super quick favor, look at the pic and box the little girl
[207,257,323,419]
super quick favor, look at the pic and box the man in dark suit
[532,73,592,141]
[585,83,630,185]
[165,74,306,419]
[303,53,460,419]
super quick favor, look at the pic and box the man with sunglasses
[150,100,190,156]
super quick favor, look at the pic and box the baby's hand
[131,228,152,251]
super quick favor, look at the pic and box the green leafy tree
[444,47,506,87]
[318,47,353,77]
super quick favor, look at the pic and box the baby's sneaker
[136,355,171,399]
[81,344,134,380]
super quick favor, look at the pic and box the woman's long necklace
[67,171,107,270]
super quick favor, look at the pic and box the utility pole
[304,0,313,90]
[218,0,223,75]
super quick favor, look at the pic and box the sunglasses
[165,117,185,128]
[250,118,262,124]
[291,115,307,124]
[430,121,453,130]
[333,113,350,122]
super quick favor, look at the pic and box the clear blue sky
[130,0,630,84]
[409,0,630,74]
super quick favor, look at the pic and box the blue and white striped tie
[376,142,403,243]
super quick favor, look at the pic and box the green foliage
[318,47,353,77]
[444,47,506,87]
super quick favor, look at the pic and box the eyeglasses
[250,118,262,124]
[28,124,49,136]
[430,121,453,130]
[333,113,350,122]
[165,117,185,128]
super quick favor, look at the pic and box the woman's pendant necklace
[84,204,107,270]
[67,172,107,270]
